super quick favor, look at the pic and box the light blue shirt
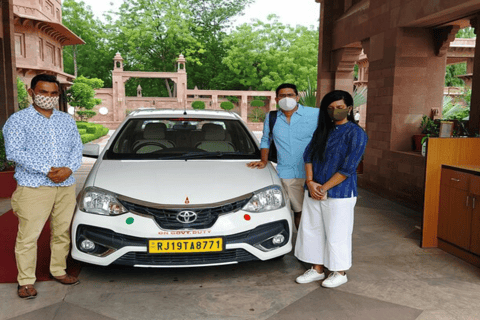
[3,106,83,188]
[260,104,319,179]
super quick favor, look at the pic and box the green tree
[220,101,234,110]
[456,27,476,38]
[66,76,104,121]
[16,77,30,110]
[221,15,319,91]
[109,0,252,96]
[62,0,115,87]
[192,101,206,109]
[445,63,467,87]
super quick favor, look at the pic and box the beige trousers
[11,185,76,285]
[281,178,306,213]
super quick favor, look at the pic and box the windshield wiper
[160,152,257,160]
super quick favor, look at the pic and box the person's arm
[305,162,323,200]
[3,116,51,175]
[66,119,83,174]
[247,112,271,169]
[48,118,84,183]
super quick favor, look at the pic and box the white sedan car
[73,109,292,267]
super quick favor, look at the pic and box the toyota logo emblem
[176,211,198,223]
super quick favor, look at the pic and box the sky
[79,0,320,28]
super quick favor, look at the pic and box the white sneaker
[322,271,348,288]
[295,268,325,284]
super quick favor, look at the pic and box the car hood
[92,160,275,205]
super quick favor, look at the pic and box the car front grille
[115,249,258,266]
[119,196,252,230]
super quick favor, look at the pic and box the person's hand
[307,180,325,200]
[246,161,267,169]
[47,167,72,184]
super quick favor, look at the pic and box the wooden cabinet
[468,175,480,255]
[438,167,480,258]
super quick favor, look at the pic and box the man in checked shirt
[3,74,83,299]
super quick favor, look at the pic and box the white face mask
[33,94,59,110]
[278,97,297,111]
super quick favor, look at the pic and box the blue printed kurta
[304,121,368,198]
[3,106,83,187]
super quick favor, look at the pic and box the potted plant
[0,130,16,198]
[413,115,439,151]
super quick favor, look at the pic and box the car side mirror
[83,144,100,158]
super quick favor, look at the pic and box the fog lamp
[80,239,96,252]
[272,234,285,245]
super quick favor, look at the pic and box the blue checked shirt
[260,105,319,179]
[3,106,83,188]
[304,121,368,198]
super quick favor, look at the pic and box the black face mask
[327,108,350,121]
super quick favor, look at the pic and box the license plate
[148,238,224,254]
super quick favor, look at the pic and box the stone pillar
[0,0,17,128]
[469,15,480,135]
[211,95,219,110]
[316,0,345,103]
[332,46,363,94]
[269,95,276,112]
[240,95,248,122]
[112,53,125,123]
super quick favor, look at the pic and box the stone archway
[111,53,188,123]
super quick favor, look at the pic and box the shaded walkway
[0,133,480,319]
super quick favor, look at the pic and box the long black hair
[308,90,357,162]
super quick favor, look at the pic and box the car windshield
[104,117,261,160]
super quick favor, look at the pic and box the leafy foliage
[456,27,476,38]
[192,101,206,109]
[442,89,471,121]
[16,77,30,110]
[353,86,368,107]
[105,0,253,95]
[220,101,234,110]
[62,0,114,86]
[420,115,439,136]
[445,62,466,87]
[298,79,317,107]
[66,76,104,121]
[0,131,15,171]
[248,107,266,122]
[250,100,264,107]
[226,96,239,103]
[76,122,109,144]
[221,15,318,91]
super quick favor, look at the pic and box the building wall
[14,23,64,75]
[14,0,62,23]
[318,0,480,210]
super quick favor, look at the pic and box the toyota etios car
[73,109,292,267]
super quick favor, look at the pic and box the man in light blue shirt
[247,83,319,229]
[3,74,83,299]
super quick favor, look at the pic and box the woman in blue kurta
[294,90,368,288]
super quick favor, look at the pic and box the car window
[105,118,260,160]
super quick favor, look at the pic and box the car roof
[127,109,242,120]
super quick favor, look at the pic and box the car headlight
[79,187,127,216]
[243,185,285,212]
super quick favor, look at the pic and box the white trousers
[295,191,356,271]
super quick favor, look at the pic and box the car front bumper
[71,208,292,267]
